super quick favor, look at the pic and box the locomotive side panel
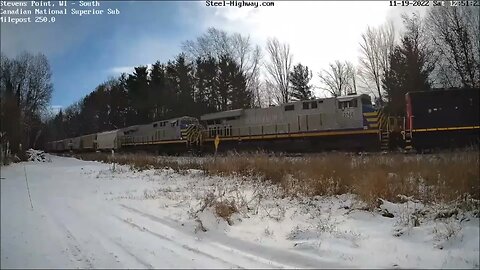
[242,106,285,135]
[410,88,479,129]
[407,88,480,150]
[120,116,198,147]
[335,97,365,130]
[202,94,373,140]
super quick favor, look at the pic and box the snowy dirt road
[1,155,348,269]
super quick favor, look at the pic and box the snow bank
[26,149,50,162]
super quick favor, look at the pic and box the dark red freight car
[405,88,479,150]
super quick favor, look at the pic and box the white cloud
[108,66,134,75]
[200,2,390,63]
[107,64,155,76]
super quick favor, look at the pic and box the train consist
[46,88,479,154]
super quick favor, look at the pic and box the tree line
[47,53,253,140]
[1,52,53,160]
[350,6,478,116]
[47,28,316,141]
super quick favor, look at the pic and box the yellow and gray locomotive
[46,89,479,153]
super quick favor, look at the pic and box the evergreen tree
[107,77,129,129]
[63,102,81,137]
[48,109,66,140]
[165,60,179,118]
[194,57,216,116]
[149,61,167,120]
[202,56,219,112]
[125,66,150,124]
[217,55,231,111]
[94,84,110,131]
[174,54,195,117]
[227,57,250,110]
[289,63,313,100]
[383,14,433,116]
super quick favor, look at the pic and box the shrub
[73,148,480,209]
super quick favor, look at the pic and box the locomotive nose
[180,123,193,139]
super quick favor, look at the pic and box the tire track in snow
[48,199,223,269]
[118,203,350,269]
[46,201,141,269]
[119,203,190,232]
[56,223,94,269]
[107,237,154,269]
[111,214,244,269]
[118,204,291,268]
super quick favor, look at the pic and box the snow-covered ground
[1,155,478,269]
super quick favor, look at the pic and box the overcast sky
[1,1,427,109]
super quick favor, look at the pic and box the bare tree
[318,60,353,97]
[425,5,480,88]
[358,22,396,104]
[264,37,293,104]
[228,36,263,108]
[23,53,53,116]
[263,80,277,106]
[183,27,230,60]
[182,27,263,107]
[345,61,358,95]
[0,52,53,154]
[379,21,396,83]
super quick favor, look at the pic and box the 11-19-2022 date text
[389,1,479,6]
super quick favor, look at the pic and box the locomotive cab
[177,116,200,140]
[178,117,198,129]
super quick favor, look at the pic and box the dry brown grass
[214,200,238,224]
[74,152,202,172]
[73,149,480,209]
[204,150,479,208]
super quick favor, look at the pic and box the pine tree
[164,60,178,119]
[383,48,406,116]
[217,55,231,111]
[107,77,128,129]
[289,63,313,101]
[125,66,150,124]
[383,14,433,116]
[227,57,250,110]
[149,61,168,120]
[203,56,219,112]
[173,54,195,117]
[195,57,217,116]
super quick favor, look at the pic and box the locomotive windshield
[180,118,195,125]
